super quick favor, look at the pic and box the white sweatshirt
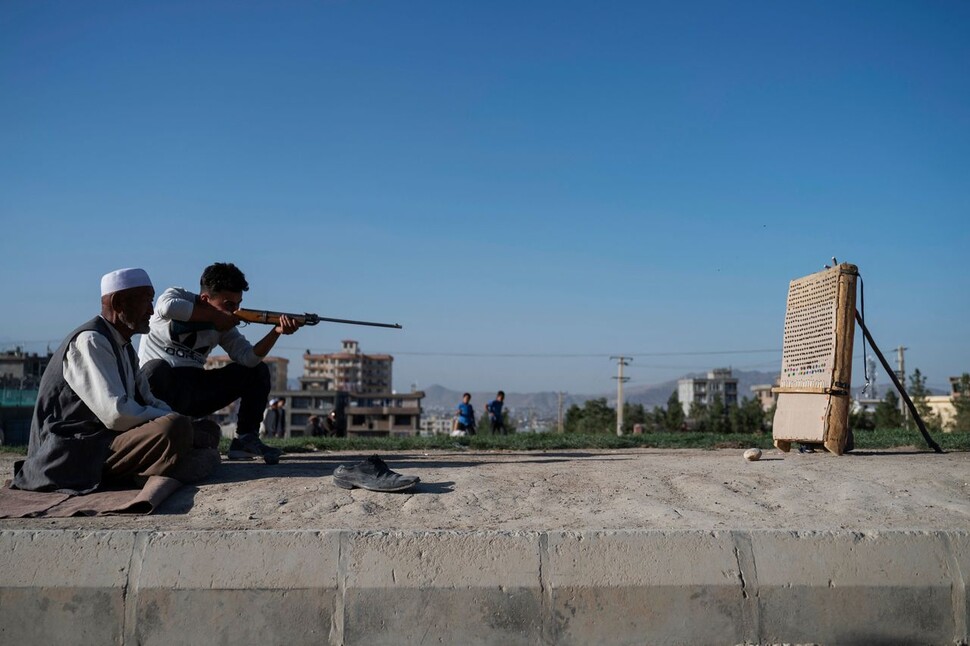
[137,287,262,369]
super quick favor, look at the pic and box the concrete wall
[1,529,967,645]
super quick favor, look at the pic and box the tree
[706,395,730,434]
[848,407,874,432]
[873,390,904,429]
[563,398,616,434]
[664,391,686,432]
[730,396,767,433]
[952,373,970,433]
[764,403,776,431]
[688,401,709,432]
[908,368,942,432]
[622,402,647,433]
[563,404,583,433]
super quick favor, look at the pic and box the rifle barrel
[235,308,401,330]
[313,315,402,329]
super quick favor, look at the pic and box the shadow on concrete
[197,451,625,487]
[156,485,201,515]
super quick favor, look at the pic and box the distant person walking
[453,392,476,436]
[306,414,324,438]
[261,398,285,439]
[322,409,340,437]
[486,390,507,435]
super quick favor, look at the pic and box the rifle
[235,308,402,330]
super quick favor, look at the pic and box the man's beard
[118,310,150,335]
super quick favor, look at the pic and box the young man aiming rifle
[139,262,302,464]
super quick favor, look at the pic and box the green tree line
[562,391,768,434]
[562,370,970,435]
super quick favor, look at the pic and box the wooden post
[823,264,857,455]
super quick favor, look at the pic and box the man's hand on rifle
[275,313,302,335]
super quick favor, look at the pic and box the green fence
[0,389,37,407]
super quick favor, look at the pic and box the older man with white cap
[13,268,219,494]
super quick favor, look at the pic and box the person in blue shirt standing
[454,392,476,436]
[486,390,507,435]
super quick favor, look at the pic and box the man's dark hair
[463,392,471,399]
[200,262,249,294]
[497,390,505,398]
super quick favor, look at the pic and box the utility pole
[557,391,564,433]
[611,356,631,436]
[896,346,908,418]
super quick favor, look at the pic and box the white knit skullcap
[100,268,153,296]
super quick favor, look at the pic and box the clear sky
[1,1,968,395]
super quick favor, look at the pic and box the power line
[273,346,783,358]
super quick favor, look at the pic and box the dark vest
[12,317,137,494]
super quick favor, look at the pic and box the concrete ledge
[1,529,967,645]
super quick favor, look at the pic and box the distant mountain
[420,369,782,418]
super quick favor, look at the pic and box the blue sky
[1,1,968,395]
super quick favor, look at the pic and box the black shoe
[227,434,282,465]
[333,455,419,492]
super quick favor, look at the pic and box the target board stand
[772,263,858,455]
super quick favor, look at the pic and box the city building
[282,388,349,436]
[0,348,53,445]
[344,391,425,437]
[926,396,956,430]
[419,415,455,437]
[750,376,780,412]
[0,347,52,390]
[678,368,739,416]
[303,340,393,394]
[851,397,883,415]
[950,375,969,397]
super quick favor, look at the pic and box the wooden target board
[772,263,858,455]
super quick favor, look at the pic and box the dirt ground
[1,447,969,532]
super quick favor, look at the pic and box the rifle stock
[235,308,402,330]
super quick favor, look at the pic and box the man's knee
[221,361,270,391]
[253,362,270,390]
[156,413,195,456]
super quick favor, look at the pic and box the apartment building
[678,368,739,416]
[0,348,52,390]
[750,376,780,412]
[303,340,392,394]
[345,391,425,437]
[418,415,455,437]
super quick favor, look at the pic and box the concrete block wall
[1,529,967,645]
